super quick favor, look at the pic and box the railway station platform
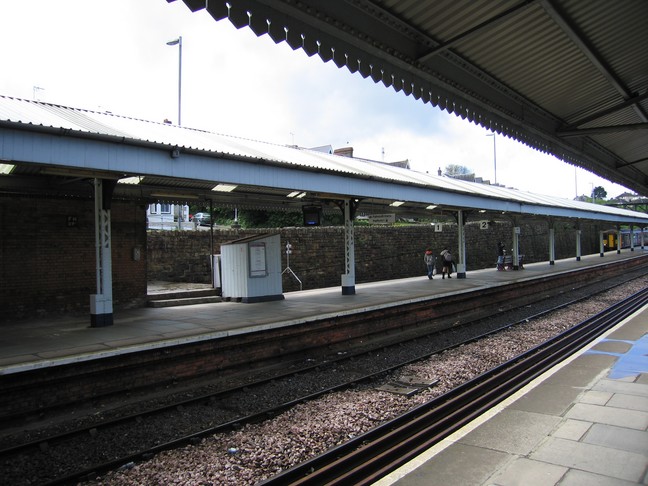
[0,250,646,375]
[0,250,646,485]
[378,302,648,486]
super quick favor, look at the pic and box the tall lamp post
[486,132,497,185]
[166,36,182,126]
[167,36,183,227]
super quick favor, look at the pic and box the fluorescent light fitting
[479,209,486,213]
[390,201,405,207]
[426,205,438,210]
[118,176,142,185]
[0,164,15,175]
[287,191,301,198]
[212,184,237,192]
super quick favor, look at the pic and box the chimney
[334,147,354,158]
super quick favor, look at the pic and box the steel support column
[512,224,520,270]
[341,199,356,295]
[575,229,582,261]
[90,178,114,327]
[549,226,556,265]
[456,210,466,278]
[616,224,622,254]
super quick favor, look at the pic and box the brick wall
[0,191,604,322]
[0,195,147,320]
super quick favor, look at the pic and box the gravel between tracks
[84,276,647,486]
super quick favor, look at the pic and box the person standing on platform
[497,241,505,271]
[440,248,453,279]
[424,248,436,279]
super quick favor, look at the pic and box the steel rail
[2,271,604,459]
[5,279,643,486]
[260,287,648,485]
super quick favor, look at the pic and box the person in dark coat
[440,248,453,279]
[497,241,505,271]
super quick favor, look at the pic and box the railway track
[0,274,645,485]
[260,287,648,486]
[3,254,645,429]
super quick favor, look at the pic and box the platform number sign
[480,221,489,230]
[434,223,443,232]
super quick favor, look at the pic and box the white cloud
[0,0,631,200]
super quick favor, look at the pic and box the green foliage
[592,186,607,200]
[188,205,344,228]
[238,210,302,228]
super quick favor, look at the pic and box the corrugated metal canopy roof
[169,0,648,196]
[0,94,646,224]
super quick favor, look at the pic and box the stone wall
[147,220,604,292]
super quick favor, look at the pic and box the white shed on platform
[220,233,284,302]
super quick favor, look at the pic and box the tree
[445,164,475,182]
[592,186,607,201]
[444,164,473,177]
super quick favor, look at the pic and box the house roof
[1,95,646,225]
[169,0,648,197]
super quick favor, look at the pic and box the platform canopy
[169,0,648,197]
[0,94,647,225]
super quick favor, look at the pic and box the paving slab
[559,468,639,486]
[392,443,510,486]
[607,391,648,411]
[530,437,647,483]
[583,423,648,455]
[594,378,648,397]
[566,402,648,430]
[508,382,582,416]
[458,409,560,455]
[552,419,592,441]
[579,389,612,406]
[486,457,568,486]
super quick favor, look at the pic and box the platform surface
[1,251,646,485]
[1,250,645,376]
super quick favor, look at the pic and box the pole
[166,36,182,126]
[177,36,182,126]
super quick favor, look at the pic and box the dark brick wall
[147,220,604,292]
[0,196,147,321]
[0,191,604,323]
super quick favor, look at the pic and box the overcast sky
[0,0,632,199]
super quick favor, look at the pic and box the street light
[486,132,497,185]
[166,36,182,126]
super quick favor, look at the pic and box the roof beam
[558,123,648,138]
[541,0,648,123]
[617,157,648,169]
[563,90,648,129]
[418,0,539,63]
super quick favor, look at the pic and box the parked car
[192,212,211,226]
